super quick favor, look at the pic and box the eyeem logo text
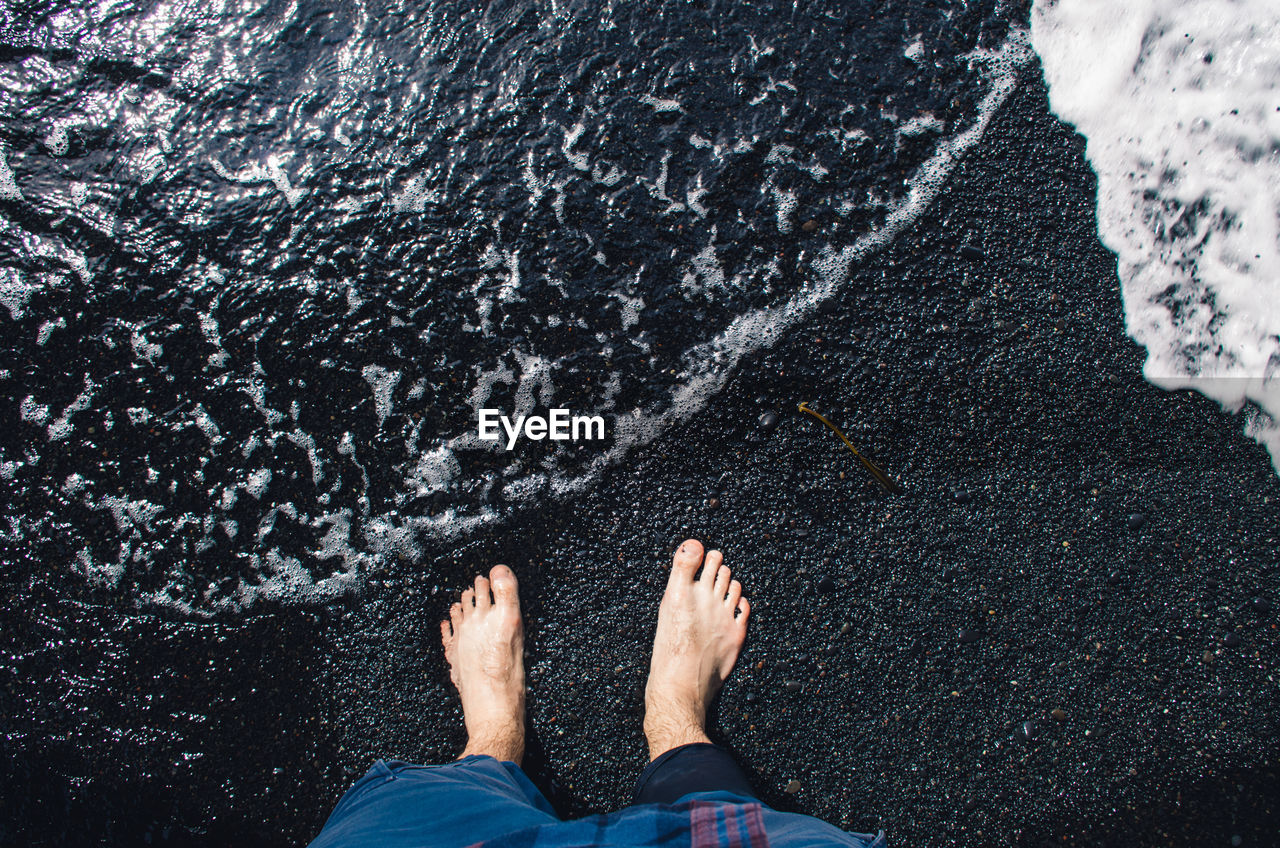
[478,409,605,450]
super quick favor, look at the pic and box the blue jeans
[308,744,885,847]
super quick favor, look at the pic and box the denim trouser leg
[633,743,887,848]
[632,742,757,805]
[308,756,559,848]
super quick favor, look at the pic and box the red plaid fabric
[467,798,771,848]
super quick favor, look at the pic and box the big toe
[670,539,705,583]
[490,564,520,608]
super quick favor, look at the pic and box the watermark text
[478,409,605,450]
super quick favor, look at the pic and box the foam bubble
[47,377,95,441]
[523,150,549,206]
[45,125,70,156]
[904,35,925,63]
[898,113,943,138]
[245,468,272,499]
[36,317,65,345]
[773,188,797,233]
[0,269,34,319]
[130,328,162,363]
[362,365,401,426]
[209,153,307,207]
[0,147,20,199]
[682,239,729,297]
[562,123,589,171]
[614,289,645,332]
[391,174,439,213]
[20,396,49,425]
[100,493,164,533]
[79,547,124,589]
[407,446,460,497]
[639,95,682,113]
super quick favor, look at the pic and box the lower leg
[309,572,544,848]
[643,539,751,761]
[440,565,527,764]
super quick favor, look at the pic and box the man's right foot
[643,539,751,760]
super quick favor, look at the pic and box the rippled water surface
[1,0,1027,612]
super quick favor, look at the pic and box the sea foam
[1031,0,1280,472]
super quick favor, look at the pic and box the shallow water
[1,0,1027,612]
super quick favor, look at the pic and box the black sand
[4,66,1279,848]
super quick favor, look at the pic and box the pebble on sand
[1127,512,1146,530]
[1251,596,1272,615]
[784,779,802,794]
[816,576,837,593]
[1223,632,1242,647]
[957,628,982,644]
[1050,708,1067,722]
[959,245,985,261]
[801,219,819,232]
[760,411,780,430]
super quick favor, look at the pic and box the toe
[440,619,453,647]
[726,579,742,609]
[490,565,520,608]
[474,575,492,609]
[461,588,476,609]
[450,602,463,628]
[713,563,731,595]
[700,549,724,584]
[736,596,751,623]
[669,538,705,583]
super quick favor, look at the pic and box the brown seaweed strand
[797,402,901,494]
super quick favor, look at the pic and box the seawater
[1031,0,1280,473]
[4,1,1025,612]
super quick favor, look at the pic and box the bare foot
[440,565,526,764]
[644,539,750,760]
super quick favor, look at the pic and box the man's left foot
[643,539,750,760]
[440,565,526,764]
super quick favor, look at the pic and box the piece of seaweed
[797,402,901,494]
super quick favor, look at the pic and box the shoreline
[4,65,1279,848]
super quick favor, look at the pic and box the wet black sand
[4,69,1279,847]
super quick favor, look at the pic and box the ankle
[644,721,711,761]
[462,726,525,764]
[643,695,710,761]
